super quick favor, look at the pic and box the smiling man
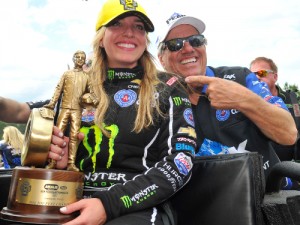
[157,12,298,181]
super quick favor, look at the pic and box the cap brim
[106,11,154,32]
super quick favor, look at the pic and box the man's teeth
[181,58,196,64]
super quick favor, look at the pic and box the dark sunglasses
[254,69,274,77]
[162,35,207,52]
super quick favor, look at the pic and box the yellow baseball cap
[95,0,154,32]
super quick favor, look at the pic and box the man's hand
[185,75,252,110]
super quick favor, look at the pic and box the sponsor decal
[183,108,195,126]
[120,0,138,10]
[174,152,192,176]
[120,195,132,208]
[173,97,182,106]
[231,109,239,115]
[158,162,184,191]
[81,109,95,122]
[223,74,236,80]
[108,69,138,80]
[120,184,159,208]
[173,97,191,106]
[166,76,178,86]
[114,89,137,107]
[175,143,195,154]
[80,124,119,172]
[176,137,197,146]
[216,109,230,121]
[177,127,196,139]
[166,12,186,25]
[84,172,127,187]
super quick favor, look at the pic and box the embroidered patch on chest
[114,89,137,107]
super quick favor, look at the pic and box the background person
[49,1,196,225]
[250,56,300,161]
[250,56,300,189]
[157,12,297,180]
[0,126,24,169]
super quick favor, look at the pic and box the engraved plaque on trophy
[0,108,84,224]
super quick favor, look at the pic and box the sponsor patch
[114,89,137,107]
[175,143,195,154]
[216,109,230,121]
[174,152,192,176]
[166,76,178,86]
[177,127,196,139]
[183,108,194,126]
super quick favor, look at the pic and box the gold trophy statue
[44,50,98,171]
[1,50,98,224]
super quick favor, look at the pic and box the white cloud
[0,0,299,103]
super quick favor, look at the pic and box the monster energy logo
[173,97,182,106]
[120,0,138,10]
[79,124,119,172]
[107,70,115,80]
[120,195,132,208]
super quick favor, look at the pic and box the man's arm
[237,89,298,145]
[185,76,298,145]
[0,97,31,123]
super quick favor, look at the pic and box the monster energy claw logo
[120,0,138,10]
[107,70,115,80]
[80,124,119,172]
[121,195,132,208]
[173,97,182,106]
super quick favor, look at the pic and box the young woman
[50,0,197,224]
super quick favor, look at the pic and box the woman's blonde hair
[2,126,24,150]
[90,27,162,135]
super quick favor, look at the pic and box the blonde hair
[2,126,24,150]
[90,27,162,135]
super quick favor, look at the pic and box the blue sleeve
[245,72,289,111]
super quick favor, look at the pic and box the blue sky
[1,0,300,102]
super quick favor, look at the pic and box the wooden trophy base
[1,167,84,224]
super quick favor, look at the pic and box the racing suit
[75,67,197,223]
[194,66,289,180]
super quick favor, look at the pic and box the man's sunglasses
[162,35,207,52]
[254,69,274,77]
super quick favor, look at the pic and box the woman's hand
[48,126,85,169]
[60,198,107,225]
[48,126,69,169]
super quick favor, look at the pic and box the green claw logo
[79,124,119,172]
[120,195,132,208]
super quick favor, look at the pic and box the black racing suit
[75,67,197,223]
[194,66,290,180]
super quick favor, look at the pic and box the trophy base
[1,167,84,224]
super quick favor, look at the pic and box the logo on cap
[120,0,138,11]
[166,12,186,25]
